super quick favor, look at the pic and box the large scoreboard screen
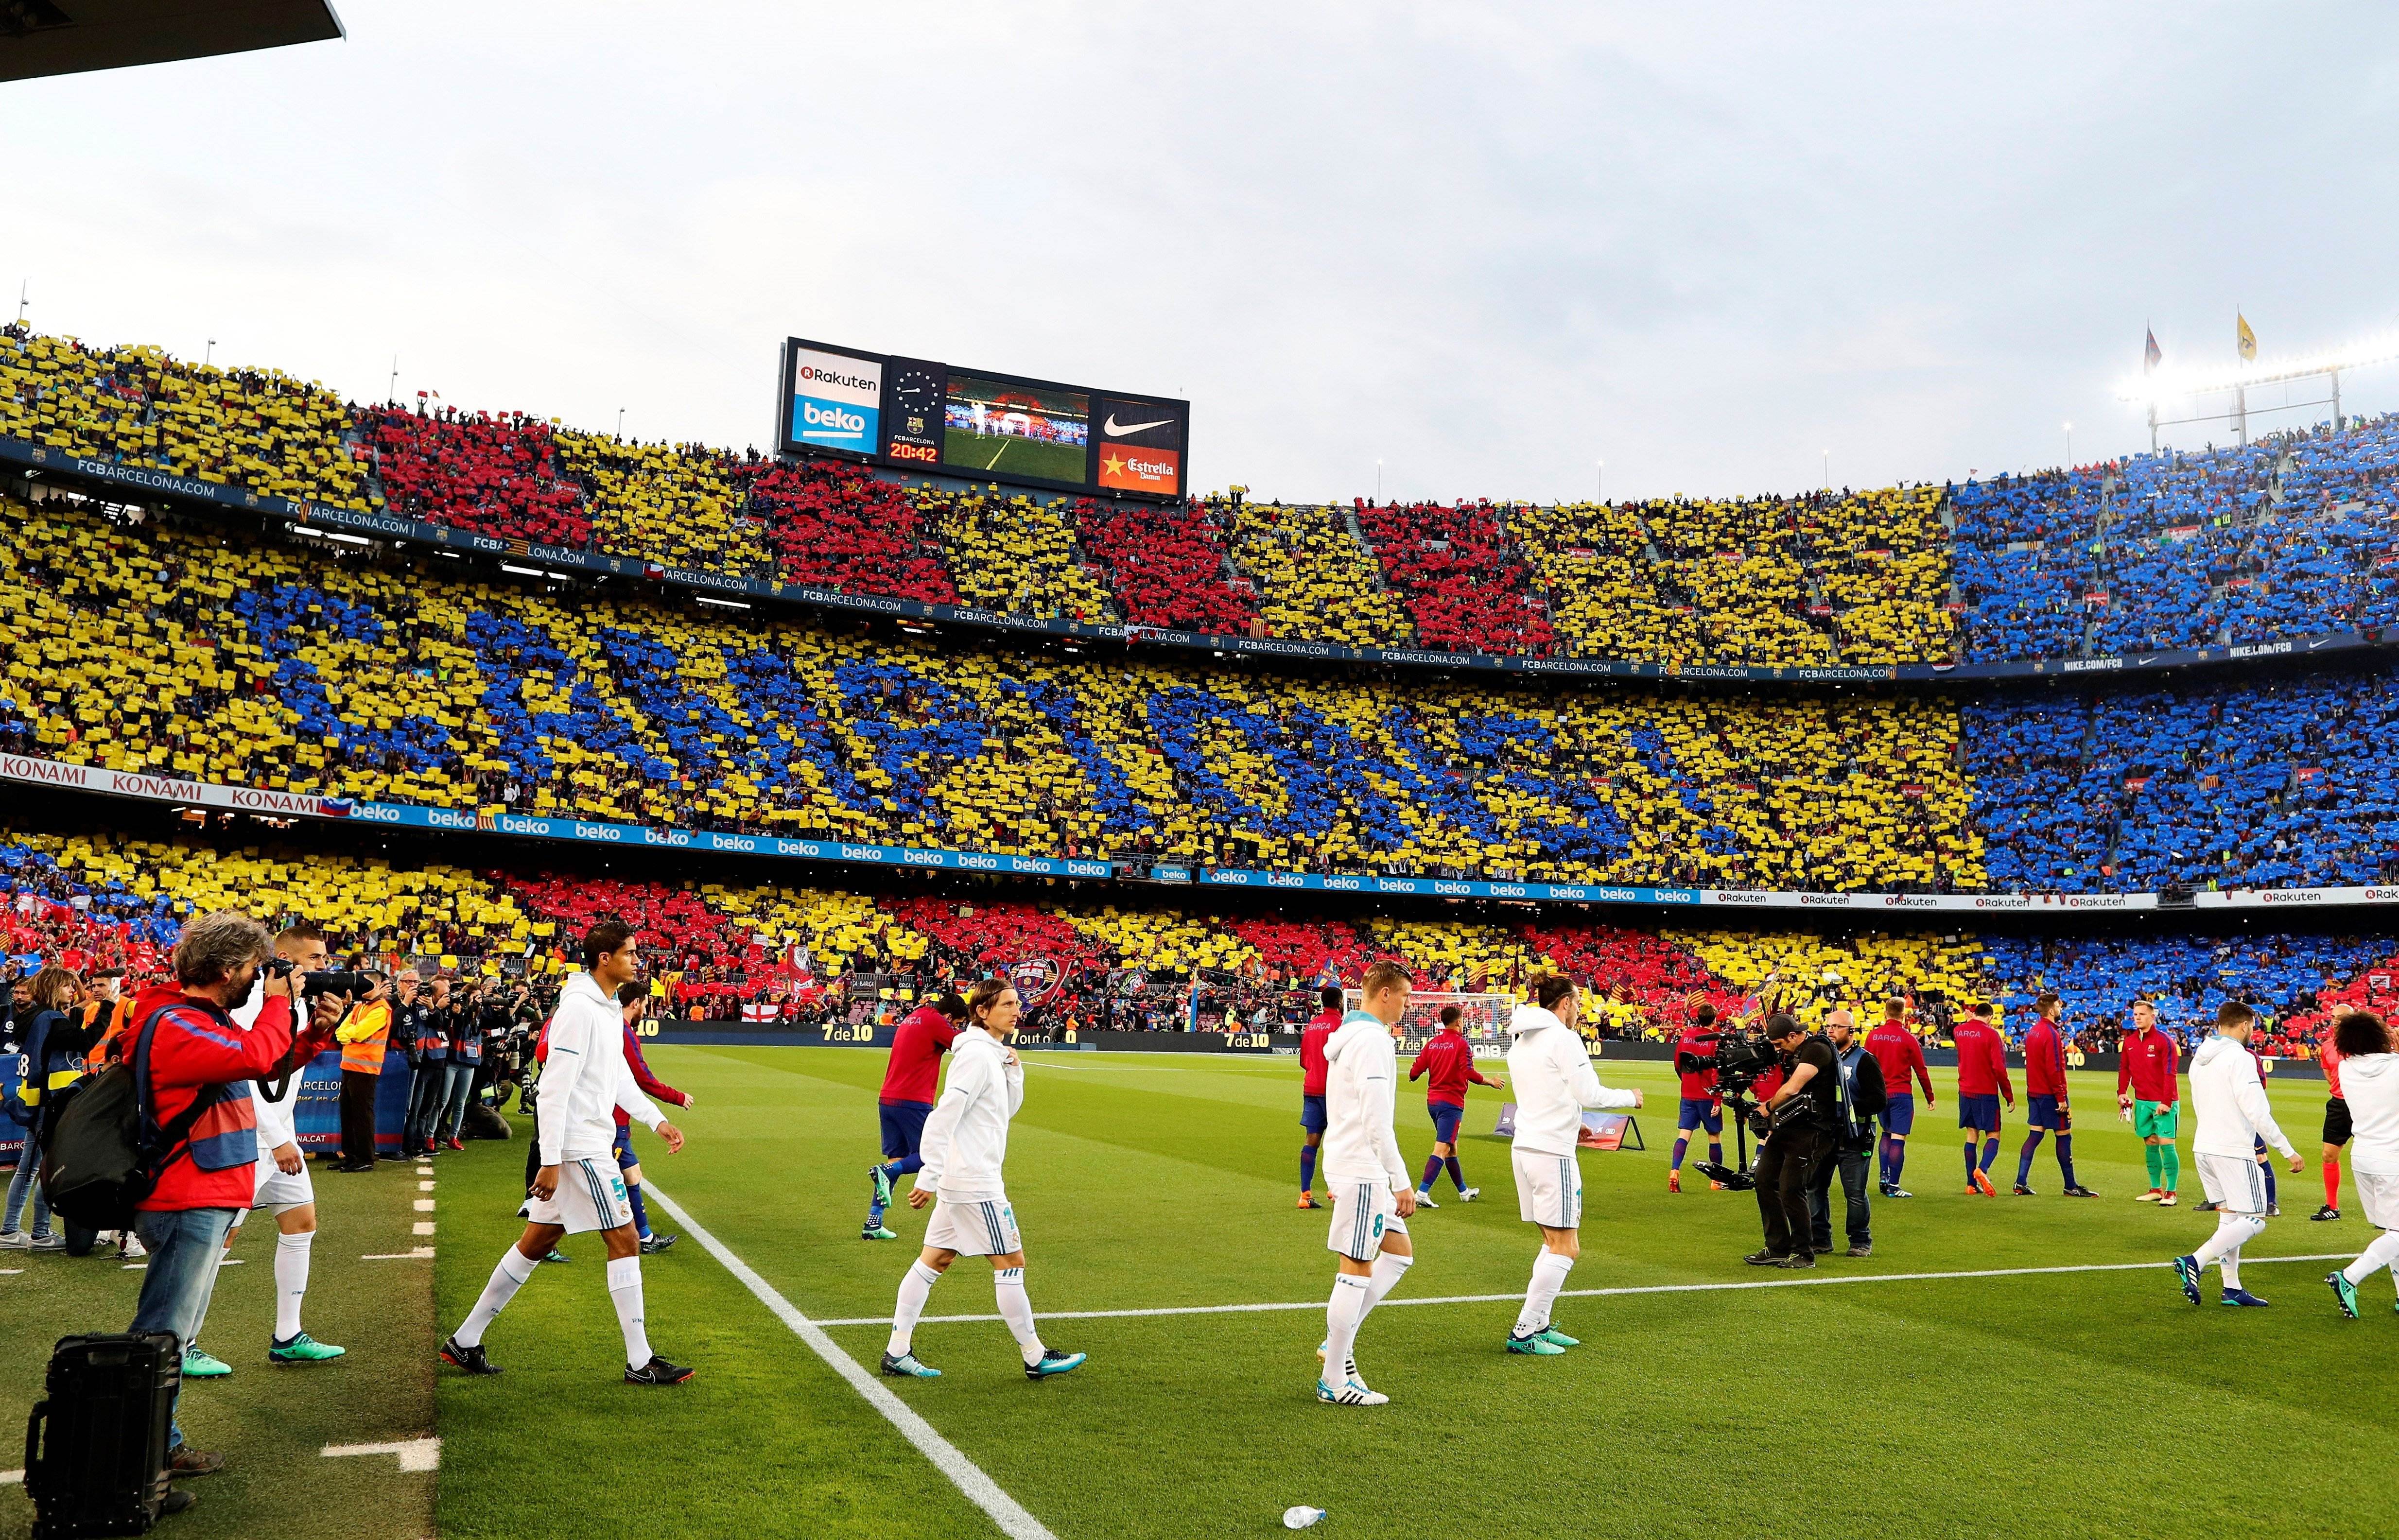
[779,337,1188,500]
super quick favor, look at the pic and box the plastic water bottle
[1283,1505,1327,1529]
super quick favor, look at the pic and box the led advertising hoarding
[778,337,1187,500]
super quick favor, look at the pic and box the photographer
[1747,1013,1838,1269]
[1805,1008,1886,1259]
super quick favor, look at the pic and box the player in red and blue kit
[1669,1005,1726,1194]
[1865,999,1935,1197]
[865,992,967,1240]
[1408,1004,1505,1206]
[1953,1000,2014,1195]
[1297,986,1342,1210]
[2014,993,2096,1197]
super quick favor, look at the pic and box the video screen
[939,374,1090,484]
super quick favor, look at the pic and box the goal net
[1345,989,1518,1056]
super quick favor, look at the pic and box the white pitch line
[642,1182,1057,1540]
[364,1248,435,1261]
[805,1254,2364,1328]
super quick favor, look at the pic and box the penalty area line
[641,1181,1058,1540]
[806,1253,2363,1328]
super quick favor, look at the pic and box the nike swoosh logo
[1104,415,1171,437]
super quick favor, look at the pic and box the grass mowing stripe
[639,1180,1060,1540]
[804,1252,2363,1326]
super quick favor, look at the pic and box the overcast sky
[6,3,2398,504]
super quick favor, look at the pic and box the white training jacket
[538,971,666,1166]
[2188,1036,2295,1160]
[918,1025,1024,1202]
[2341,1053,2399,1177]
[1505,1004,1637,1159]
[229,989,299,1155]
[1321,1011,1409,1191]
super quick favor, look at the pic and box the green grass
[433,1049,2399,1540]
[0,1155,434,1540]
[942,428,1087,483]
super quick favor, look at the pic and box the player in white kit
[1314,961,1419,1407]
[1502,973,1643,1355]
[881,978,1085,1381]
[442,920,692,1384]
[2324,1010,2399,1316]
[2173,1001,2301,1308]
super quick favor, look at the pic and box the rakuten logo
[797,363,878,393]
[1712,892,1770,906]
[1972,895,2031,909]
[2260,890,2324,904]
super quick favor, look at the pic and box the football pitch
[431,1047,2399,1540]
[943,429,1088,483]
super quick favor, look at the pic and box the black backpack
[39,1004,223,1233]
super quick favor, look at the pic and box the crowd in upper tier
[16,322,2399,668]
[0,820,2377,1050]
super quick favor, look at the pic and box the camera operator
[1805,1008,1886,1259]
[1747,1013,1838,1269]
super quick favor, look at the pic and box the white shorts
[1326,1178,1408,1262]
[251,1158,314,1214]
[922,1196,1023,1257]
[1513,1146,1583,1229]
[2196,1152,2271,1214]
[525,1156,635,1235]
[2356,1170,2399,1230]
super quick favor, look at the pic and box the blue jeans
[3,1152,51,1240]
[130,1206,238,1452]
[436,1061,476,1143]
[403,1063,449,1151]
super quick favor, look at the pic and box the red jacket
[1953,1018,2014,1102]
[2023,1018,2069,1096]
[2117,1025,2180,1105]
[1409,1028,1498,1108]
[1865,1021,1934,1102]
[128,983,293,1212]
[1301,1011,1340,1096]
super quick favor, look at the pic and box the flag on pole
[2237,311,2257,363]
[2143,327,2162,375]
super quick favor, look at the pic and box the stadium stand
[930,486,1118,623]
[0,820,2382,1051]
[361,405,591,548]
[1081,498,1255,633]
[1225,500,1410,647]
[748,460,956,603]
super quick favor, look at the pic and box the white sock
[606,1255,651,1370]
[993,1266,1043,1366]
[1513,1249,1576,1336]
[1322,1273,1371,1384]
[2343,1229,2399,1286]
[2192,1211,2261,1268]
[1360,1252,1413,1319]
[456,1246,537,1348]
[887,1260,941,1358]
[273,1231,313,1341]
[2219,1246,2242,1290]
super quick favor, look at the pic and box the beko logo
[1104,414,1172,437]
[801,402,867,434]
[798,363,876,393]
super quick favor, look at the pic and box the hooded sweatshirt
[2189,1035,2295,1160]
[1504,1003,1637,1159]
[2340,1052,2399,1177]
[536,971,666,1167]
[1321,1010,1408,1191]
[917,1025,1024,1202]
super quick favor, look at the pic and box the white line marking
[412,1222,435,1235]
[0,1469,17,1485]
[364,1248,436,1261]
[643,1182,1056,1540]
[0,1268,20,1275]
[417,1181,436,1192]
[412,1199,436,1211]
[322,1436,440,1472]
[805,1254,2363,1327]
[416,1167,435,1175]
[1022,1060,1189,1072]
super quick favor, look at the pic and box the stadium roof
[0,0,342,83]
